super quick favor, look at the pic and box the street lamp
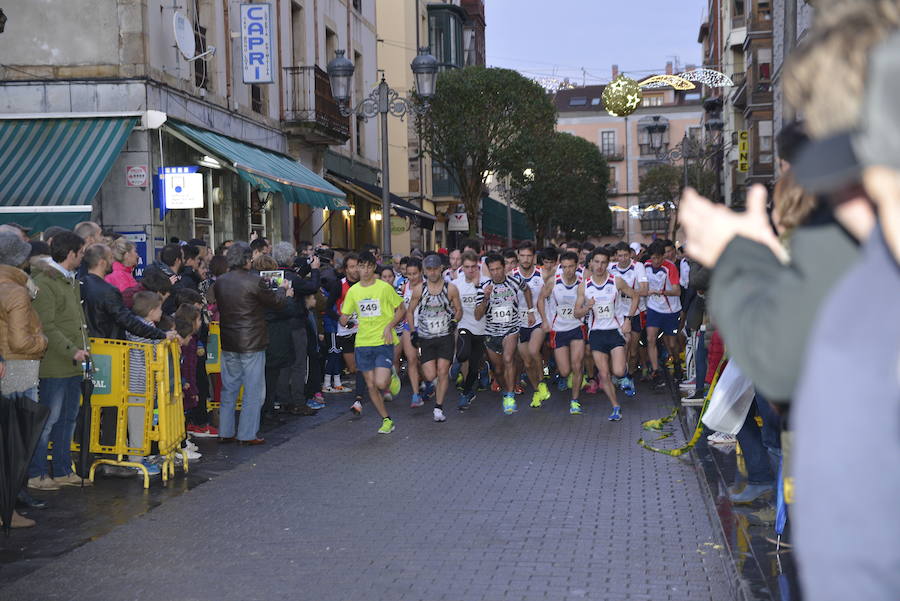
[327,47,438,260]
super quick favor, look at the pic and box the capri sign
[241,3,273,84]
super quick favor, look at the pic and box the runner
[644,240,682,387]
[396,258,424,407]
[609,241,647,396]
[474,253,534,415]
[575,248,637,420]
[513,241,551,408]
[453,250,488,410]
[408,254,462,422]
[538,251,586,414]
[339,251,406,434]
[334,254,361,404]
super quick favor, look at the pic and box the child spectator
[126,291,166,477]
[174,303,204,461]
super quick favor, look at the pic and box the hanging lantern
[602,75,643,117]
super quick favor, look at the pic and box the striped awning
[0,117,137,230]
[165,120,347,211]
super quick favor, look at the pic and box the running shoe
[312,392,325,404]
[433,407,446,422]
[184,439,199,453]
[620,376,636,397]
[382,393,393,402]
[514,383,525,395]
[422,381,435,401]
[537,381,551,401]
[569,400,583,415]
[410,393,424,408]
[502,394,517,415]
[307,399,326,410]
[707,431,737,445]
[490,379,501,393]
[389,372,402,396]
[558,375,569,391]
[529,390,543,408]
[377,417,395,434]
[584,379,600,394]
[137,458,162,477]
[608,406,622,421]
[457,391,475,410]
[350,400,363,415]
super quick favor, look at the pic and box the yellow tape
[637,357,727,457]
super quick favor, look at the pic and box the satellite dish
[173,11,196,60]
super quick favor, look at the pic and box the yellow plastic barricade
[79,337,189,488]
[205,322,243,410]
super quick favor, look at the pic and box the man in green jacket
[27,231,91,491]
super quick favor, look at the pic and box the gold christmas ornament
[638,74,696,90]
[602,75,643,117]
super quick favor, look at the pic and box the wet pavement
[683,404,802,601]
[0,379,790,601]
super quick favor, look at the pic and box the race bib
[461,294,478,308]
[491,304,515,324]
[358,299,382,318]
[421,314,450,332]
[593,302,615,320]
[557,304,575,319]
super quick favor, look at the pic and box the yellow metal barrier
[205,322,243,410]
[78,337,189,488]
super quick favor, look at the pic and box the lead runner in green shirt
[340,251,406,434]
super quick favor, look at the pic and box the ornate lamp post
[326,48,438,260]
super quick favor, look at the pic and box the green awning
[0,117,138,231]
[482,196,534,242]
[165,121,347,211]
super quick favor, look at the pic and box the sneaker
[490,378,500,392]
[620,376,636,397]
[1,510,36,529]
[433,407,446,422]
[707,431,737,445]
[569,400,583,415]
[514,383,525,395]
[410,393,424,408]
[53,472,92,487]
[563,374,572,390]
[502,394,517,415]
[652,371,667,389]
[187,423,219,438]
[137,458,162,477]
[422,381,435,401]
[27,476,61,491]
[350,400,363,415]
[679,379,696,392]
[584,379,600,394]
[322,385,337,393]
[377,417,395,434]
[332,385,349,393]
[681,394,705,407]
[537,381,551,401]
[382,393,393,402]
[183,440,199,453]
[312,392,325,403]
[529,390,543,409]
[729,483,775,504]
[180,448,201,461]
[608,406,622,421]
[457,391,475,411]
[389,372,402,396]
[307,399,326,410]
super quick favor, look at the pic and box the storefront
[481,195,534,249]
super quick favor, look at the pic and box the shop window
[251,85,264,114]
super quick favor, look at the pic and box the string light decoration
[601,74,643,117]
[640,68,733,89]
[638,74,695,90]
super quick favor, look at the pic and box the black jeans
[735,394,780,485]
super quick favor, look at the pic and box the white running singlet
[584,275,622,331]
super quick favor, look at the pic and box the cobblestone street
[2,385,736,601]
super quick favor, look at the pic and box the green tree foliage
[639,160,717,237]
[418,66,556,236]
[509,132,610,242]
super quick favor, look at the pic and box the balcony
[600,145,625,162]
[748,10,773,34]
[640,214,670,234]
[729,72,747,108]
[283,66,350,145]
[607,182,619,196]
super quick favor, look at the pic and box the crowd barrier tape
[205,322,243,410]
[70,337,189,488]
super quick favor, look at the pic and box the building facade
[0,0,384,258]
[555,69,704,245]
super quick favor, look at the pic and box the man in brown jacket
[212,242,292,445]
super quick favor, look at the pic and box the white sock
[324,375,332,388]
[333,375,342,388]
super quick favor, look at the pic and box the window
[641,95,663,107]
[291,3,305,66]
[733,0,745,17]
[601,131,617,156]
[688,126,702,141]
[251,85,264,114]
[758,120,773,164]
[608,166,617,192]
[569,97,587,106]
[758,48,772,81]
[352,0,362,11]
[591,98,601,106]
[194,25,208,89]
[428,6,464,70]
